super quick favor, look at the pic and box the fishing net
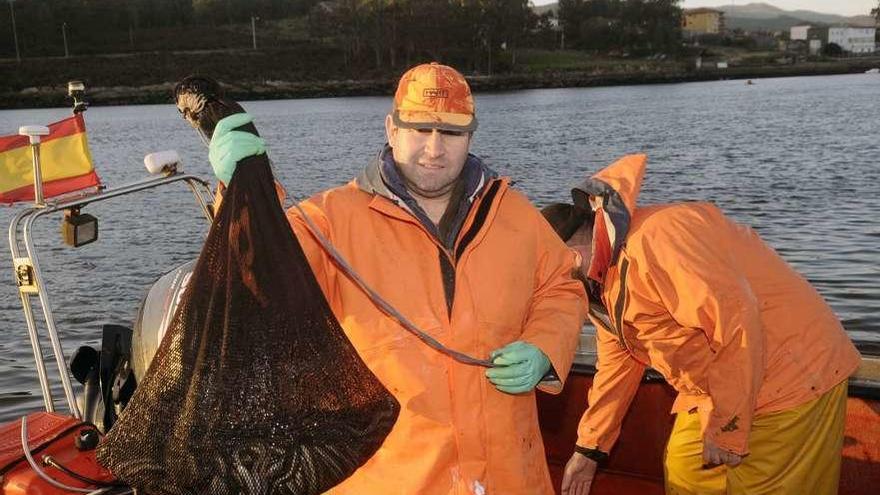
[95,77,400,495]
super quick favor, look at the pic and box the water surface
[1,74,877,420]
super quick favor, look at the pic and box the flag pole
[18,126,50,207]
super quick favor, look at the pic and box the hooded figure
[548,154,860,495]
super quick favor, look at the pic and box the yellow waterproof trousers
[664,381,847,495]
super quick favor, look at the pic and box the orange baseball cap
[392,62,478,132]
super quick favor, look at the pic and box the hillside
[719,3,876,28]
[725,14,813,32]
[531,2,877,30]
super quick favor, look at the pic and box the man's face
[566,225,593,284]
[385,115,471,201]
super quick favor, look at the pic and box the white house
[828,26,877,54]
[790,25,811,41]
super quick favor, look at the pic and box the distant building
[805,25,876,54]
[806,26,831,55]
[682,8,725,35]
[790,25,811,41]
[828,26,876,54]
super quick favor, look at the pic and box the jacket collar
[355,145,496,200]
[354,145,498,246]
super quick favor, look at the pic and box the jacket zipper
[593,258,632,351]
[611,258,632,351]
[436,180,503,316]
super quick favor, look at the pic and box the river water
[0,73,878,421]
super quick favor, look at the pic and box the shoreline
[2,58,879,109]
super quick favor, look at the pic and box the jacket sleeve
[522,220,589,395]
[576,324,645,452]
[644,209,765,455]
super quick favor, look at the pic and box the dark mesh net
[95,77,400,495]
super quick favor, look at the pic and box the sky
[531,1,879,17]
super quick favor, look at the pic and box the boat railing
[8,124,214,418]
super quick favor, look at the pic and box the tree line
[2,1,684,72]
[308,1,540,74]
[558,0,681,54]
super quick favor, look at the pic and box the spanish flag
[0,113,101,204]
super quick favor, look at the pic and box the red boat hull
[538,366,880,495]
[0,412,115,495]
[2,371,876,494]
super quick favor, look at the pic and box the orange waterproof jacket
[282,157,587,494]
[575,154,860,456]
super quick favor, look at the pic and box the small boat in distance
[865,68,879,74]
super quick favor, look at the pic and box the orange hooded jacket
[277,156,587,494]
[575,154,860,456]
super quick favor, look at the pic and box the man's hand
[208,113,266,185]
[561,452,597,495]
[485,341,551,394]
[702,436,743,468]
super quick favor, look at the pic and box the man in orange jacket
[208,63,588,493]
[544,154,860,495]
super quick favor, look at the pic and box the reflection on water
[0,74,877,420]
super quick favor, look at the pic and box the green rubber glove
[208,113,266,185]
[485,341,552,394]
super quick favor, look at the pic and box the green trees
[0,0,686,68]
[823,42,844,57]
[1,0,320,57]
[558,0,682,54]
[309,1,536,74]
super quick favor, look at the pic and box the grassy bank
[2,48,879,109]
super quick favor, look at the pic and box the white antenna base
[144,150,181,175]
[18,126,50,144]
